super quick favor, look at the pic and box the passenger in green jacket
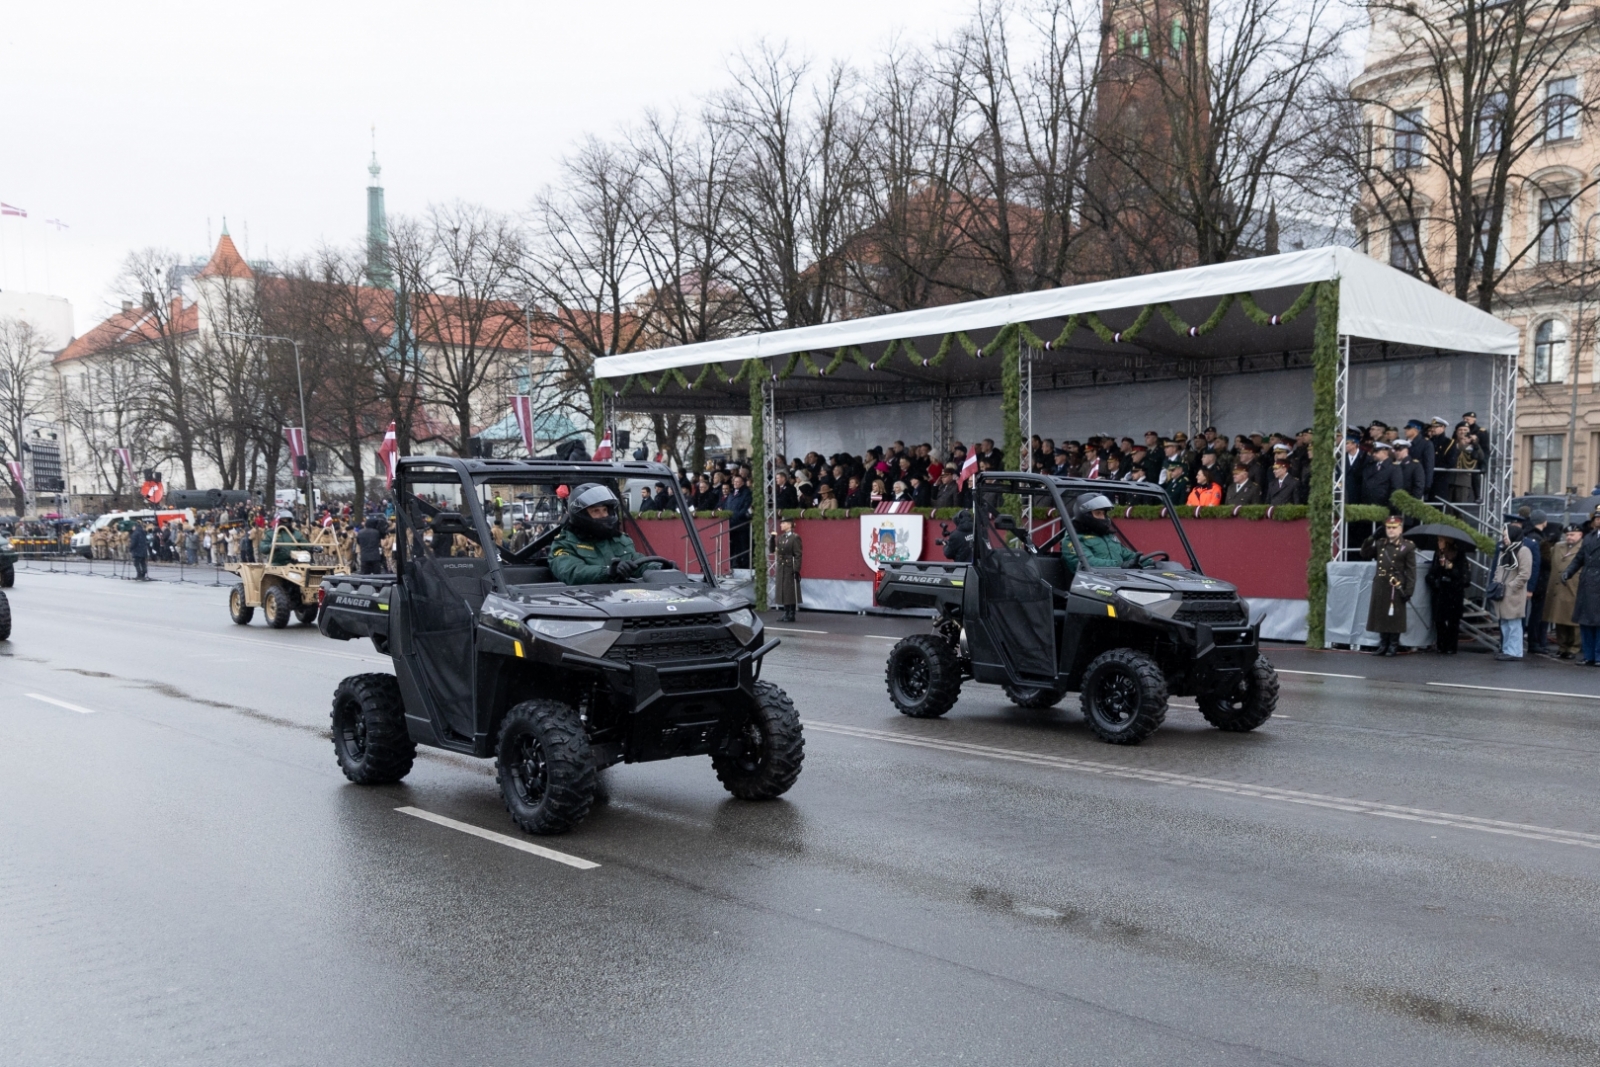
[549,483,663,585]
[1062,492,1153,571]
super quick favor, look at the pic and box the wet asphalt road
[4,564,1600,1066]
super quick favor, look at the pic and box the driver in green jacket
[549,483,663,585]
[267,516,311,566]
[1062,493,1152,571]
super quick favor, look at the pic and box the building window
[1539,195,1573,262]
[1532,318,1569,383]
[1390,219,1420,272]
[1394,109,1425,169]
[1528,433,1565,494]
[1546,77,1579,142]
[1477,92,1506,156]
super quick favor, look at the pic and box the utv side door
[394,465,489,741]
[966,477,1058,683]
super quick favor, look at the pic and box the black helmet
[567,483,621,540]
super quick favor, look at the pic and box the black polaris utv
[874,473,1277,744]
[317,456,802,834]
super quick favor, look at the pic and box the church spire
[365,126,393,289]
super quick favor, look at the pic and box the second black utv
[875,473,1278,744]
[318,457,803,834]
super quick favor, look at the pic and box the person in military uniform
[549,483,661,585]
[1359,514,1416,655]
[1062,492,1157,571]
[773,516,802,622]
[266,515,310,566]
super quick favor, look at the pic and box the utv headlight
[1117,589,1172,606]
[529,618,607,639]
[725,607,761,645]
[291,550,312,563]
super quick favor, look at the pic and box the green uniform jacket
[267,527,309,566]
[1064,533,1144,570]
[549,528,653,584]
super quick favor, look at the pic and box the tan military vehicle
[226,522,347,628]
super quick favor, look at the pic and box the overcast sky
[0,0,969,335]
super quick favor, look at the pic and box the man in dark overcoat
[1561,508,1600,664]
[1360,514,1417,655]
[773,516,803,622]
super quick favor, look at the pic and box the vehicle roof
[396,456,674,480]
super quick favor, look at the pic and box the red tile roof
[197,233,253,279]
[55,299,199,364]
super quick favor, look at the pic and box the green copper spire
[365,127,393,289]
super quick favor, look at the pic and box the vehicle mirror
[993,514,1019,532]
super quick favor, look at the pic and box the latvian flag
[593,431,613,461]
[6,459,25,491]
[114,447,134,476]
[283,426,307,467]
[377,422,399,487]
[0,203,25,218]
[511,396,535,455]
[958,450,978,487]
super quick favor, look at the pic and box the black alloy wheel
[495,700,595,835]
[884,634,962,719]
[712,681,804,799]
[1079,648,1168,745]
[329,673,415,784]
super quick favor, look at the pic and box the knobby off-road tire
[713,681,805,800]
[330,673,415,784]
[1079,648,1168,745]
[1197,655,1278,732]
[295,603,319,626]
[1,564,13,588]
[885,634,962,718]
[1004,683,1067,709]
[228,584,254,625]
[495,699,595,835]
[262,584,293,629]
[0,589,11,641]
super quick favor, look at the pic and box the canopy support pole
[1485,348,1516,529]
[1187,374,1211,440]
[931,395,953,459]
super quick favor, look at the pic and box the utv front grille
[622,613,723,631]
[606,636,742,663]
[1174,592,1248,624]
[659,666,739,692]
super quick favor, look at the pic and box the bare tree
[111,250,203,488]
[1347,0,1600,308]
[61,346,156,501]
[0,319,52,514]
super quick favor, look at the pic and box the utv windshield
[972,475,1203,573]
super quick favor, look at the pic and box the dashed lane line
[395,806,599,870]
[1428,681,1600,702]
[25,693,98,715]
[802,719,1600,851]
[1276,668,1365,680]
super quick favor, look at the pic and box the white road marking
[803,720,1600,851]
[1276,668,1365,680]
[1428,681,1600,701]
[395,807,599,869]
[767,626,830,634]
[25,693,97,715]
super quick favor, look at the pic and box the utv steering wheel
[1132,551,1170,569]
[611,555,677,580]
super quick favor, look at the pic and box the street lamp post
[224,331,313,517]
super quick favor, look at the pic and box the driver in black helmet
[1062,492,1151,570]
[549,483,662,585]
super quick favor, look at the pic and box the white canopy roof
[596,246,1518,381]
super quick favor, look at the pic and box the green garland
[633,505,1389,524]
[1390,490,1496,553]
[1305,280,1339,648]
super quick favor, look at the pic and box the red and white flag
[6,460,25,491]
[114,447,134,475]
[283,426,307,462]
[377,422,398,488]
[0,203,25,218]
[957,450,978,488]
[592,431,613,461]
[511,396,535,455]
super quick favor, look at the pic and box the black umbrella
[1403,523,1479,547]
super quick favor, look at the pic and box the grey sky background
[0,0,967,335]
